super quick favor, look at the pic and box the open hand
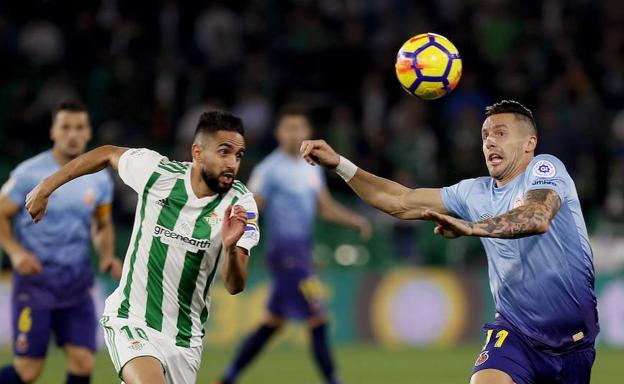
[300,140,340,168]
[11,251,43,275]
[222,205,248,248]
[422,210,474,239]
[99,257,123,280]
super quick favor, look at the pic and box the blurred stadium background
[0,0,623,382]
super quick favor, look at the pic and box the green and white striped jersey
[103,148,259,348]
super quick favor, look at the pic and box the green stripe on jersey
[175,194,224,347]
[118,172,161,319]
[145,178,188,331]
[231,183,245,195]
[233,181,249,194]
[200,248,222,334]
[158,162,185,175]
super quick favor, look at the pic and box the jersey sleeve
[1,165,35,208]
[96,170,114,207]
[440,179,474,221]
[524,154,571,200]
[247,163,272,198]
[117,148,165,193]
[235,192,260,254]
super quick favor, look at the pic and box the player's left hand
[422,210,474,239]
[222,205,248,248]
[25,182,50,223]
[99,257,123,280]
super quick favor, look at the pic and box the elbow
[534,220,550,235]
[225,282,245,295]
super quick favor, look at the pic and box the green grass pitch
[1,345,620,383]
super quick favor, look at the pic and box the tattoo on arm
[474,189,561,239]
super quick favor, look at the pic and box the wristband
[335,156,358,182]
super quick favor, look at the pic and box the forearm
[41,145,125,196]
[92,221,116,260]
[0,217,28,258]
[471,203,550,239]
[220,246,248,294]
[345,168,413,217]
[319,199,364,229]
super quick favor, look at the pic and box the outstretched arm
[26,145,128,222]
[423,189,561,239]
[300,139,446,220]
[317,188,372,240]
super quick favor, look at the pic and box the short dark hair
[276,104,310,123]
[485,100,536,134]
[54,99,87,116]
[194,110,245,139]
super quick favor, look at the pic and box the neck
[190,164,218,197]
[51,147,74,166]
[494,156,533,187]
[281,147,299,158]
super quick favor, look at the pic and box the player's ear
[191,143,202,163]
[526,135,537,153]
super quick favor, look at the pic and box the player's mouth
[488,153,503,166]
[220,172,234,184]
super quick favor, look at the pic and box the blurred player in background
[216,107,371,384]
[0,100,122,384]
[301,100,599,384]
[25,110,259,384]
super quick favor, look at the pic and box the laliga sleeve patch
[532,160,556,178]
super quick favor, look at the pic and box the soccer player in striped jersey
[215,107,371,384]
[301,100,599,384]
[24,110,259,384]
[0,100,121,384]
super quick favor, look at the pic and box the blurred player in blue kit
[0,100,122,384]
[216,107,371,384]
[301,100,599,384]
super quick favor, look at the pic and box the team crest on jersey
[474,350,489,366]
[205,211,222,225]
[128,340,145,351]
[16,333,28,353]
[84,189,95,206]
[532,160,556,178]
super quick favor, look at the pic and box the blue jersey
[441,154,598,353]
[1,150,113,308]
[248,149,325,271]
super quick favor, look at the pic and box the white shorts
[100,316,202,384]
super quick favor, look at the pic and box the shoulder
[451,176,490,191]
[13,151,51,175]
[155,157,190,175]
[230,180,252,197]
[527,154,568,179]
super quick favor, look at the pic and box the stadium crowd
[0,0,622,242]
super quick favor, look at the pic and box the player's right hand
[25,182,50,223]
[11,251,43,275]
[300,139,340,168]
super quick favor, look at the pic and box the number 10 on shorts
[120,325,149,341]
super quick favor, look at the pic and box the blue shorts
[472,321,595,384]
[266,270,325,320]
[12,294,97,357]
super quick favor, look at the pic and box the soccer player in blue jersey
[216,107,371,384]
[0,100,122,384]
[301,100,599,384]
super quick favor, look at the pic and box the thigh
[472,323,542,384]
[121,356,165,384]
[12,303,51,358]
[163,345,202,384]
[100,316,166,377]
[52,295,97,351]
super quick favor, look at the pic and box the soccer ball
[395,33,462,100]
